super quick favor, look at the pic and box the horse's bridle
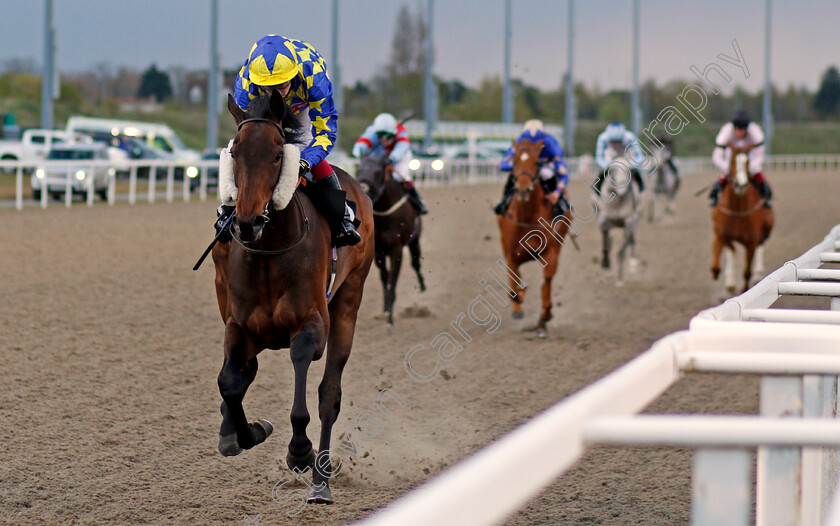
[237,118,286,139]
[513,146,541,197]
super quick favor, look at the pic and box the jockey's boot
[752,179,773,208]
[593,171,606,197]
[708,180,726,207]
[403,181,429,215]
[320,172,362,246]
[493,175,515,215]
[215,204,235,243]
[631,168,645,193]
[552,193,570,217]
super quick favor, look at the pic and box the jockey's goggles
[376,131,395,140]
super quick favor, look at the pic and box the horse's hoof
[255,419,273,442]
[628,258,640,272]
[535,328,547,339]
[512,311,524,320]
[218,433,242,457]
[306,484,334,505]
[726,285,736,295]
[286,448,317,473]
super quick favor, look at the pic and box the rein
[716,198,766,217]
[231,193,310,255]
[372,195,409,216]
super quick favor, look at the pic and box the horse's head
[355,153,390,204]
[727,142,753,194]
[225,91,301,242]
[512,138,543,202]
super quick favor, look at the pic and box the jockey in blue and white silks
[493,120,569,217]
[352,113,428,214]
[219,34,360,246]
[593,122,646,197]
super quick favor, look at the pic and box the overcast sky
[1,0,838,93]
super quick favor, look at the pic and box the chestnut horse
[356,154,425,326]
[497,138,572,339]
[211,92,374,504]
[711,143,774,293]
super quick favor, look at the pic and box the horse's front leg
[309,277,365,504]
[286,319,326,473]
[711,236,724,280]
[385,248,403,326]
[507,257,526,319]
[217,322,273,456]
[375,252,388,316]
[600,223,611,270]
[743,245,756,293]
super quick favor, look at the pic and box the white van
[0,129,76,163]
[65,116,200,162]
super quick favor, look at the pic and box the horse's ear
[228,94,246,125]
[269,89,287,123]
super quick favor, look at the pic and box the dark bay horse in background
[211,92,374,504]
[647,145,680,222]
[711,143,774,293]
[497,138,572,339]
[356,154,425,326]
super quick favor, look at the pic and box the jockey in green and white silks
[593,122,646,197]
[352,113,428,214]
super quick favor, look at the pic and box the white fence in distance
[357,224,840,526]
[3,154,840,211]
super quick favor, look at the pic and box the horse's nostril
[253,215,266,229]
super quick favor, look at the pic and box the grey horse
[597,148,642,285]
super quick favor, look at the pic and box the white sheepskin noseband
[218,139,301,210]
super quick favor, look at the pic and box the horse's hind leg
[286,319,326,473]
[310,276,366,504]
[753,244,766,275]
[724,246,738,294]
[408,235,426,292]
[217,324,273,456]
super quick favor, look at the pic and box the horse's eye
[275,152,283,162]
[229,150,236,159]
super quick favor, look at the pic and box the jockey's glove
[299,159,311,177]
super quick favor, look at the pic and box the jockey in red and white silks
[709,110,772,208]
[353,113,428,214]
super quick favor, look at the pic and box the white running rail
[358,224,840,526]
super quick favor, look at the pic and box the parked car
[31,142,115,200]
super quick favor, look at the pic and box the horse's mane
[247,94,307,144]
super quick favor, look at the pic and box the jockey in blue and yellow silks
[493,120,569,217]
[222,34,360,246]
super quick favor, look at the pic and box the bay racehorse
[497,138,572,339]
[711,143,774,293]
[211,91,374,504]
[597,146,641,285]
[355,153,425,326]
